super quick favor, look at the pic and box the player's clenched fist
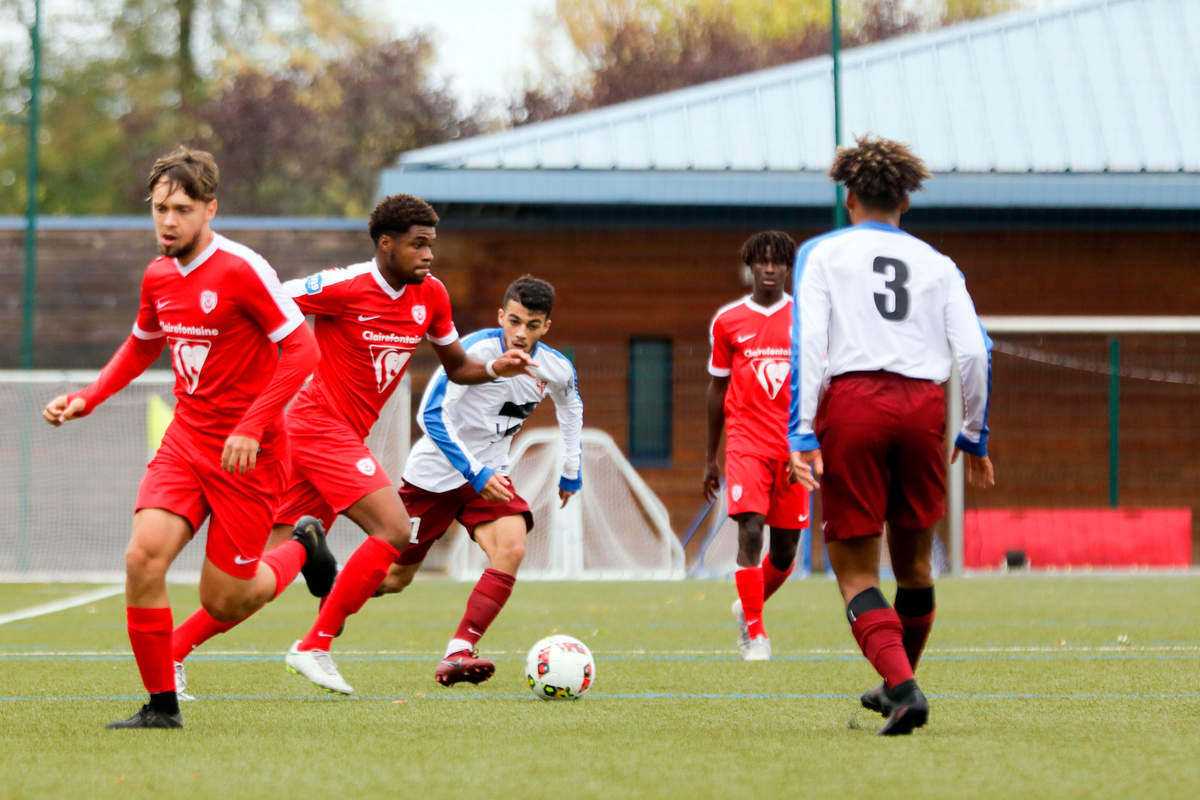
[43,394,88,426]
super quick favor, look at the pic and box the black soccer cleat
[876,679,929,736]
[105,704,183,730]
[860,682,887,716]
[293,515,337,597]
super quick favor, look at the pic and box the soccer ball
[525,634,596,700]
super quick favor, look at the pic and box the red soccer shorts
[814,371,947,542]
[395,479,533,566]
[724,450,811,529]
[135,425,289,579]
[273,411,393,530]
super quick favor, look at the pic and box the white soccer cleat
[174,661,196,702]
[743,635,772,662]
[285,641,354,695]
[731,599,751,657]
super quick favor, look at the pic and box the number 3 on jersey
[872,256,909,321]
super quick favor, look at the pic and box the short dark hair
[829,134,930,211]
[740,230,796,267]
[503,274,554,316]
[368,194,440,244]
[146,146,219,202]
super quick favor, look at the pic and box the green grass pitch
[2,575,1199,798]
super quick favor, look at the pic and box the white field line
[2,643,1199,658]
[0,586,124,626]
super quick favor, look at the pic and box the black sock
[894,586,935,618]
[149,691,179,716]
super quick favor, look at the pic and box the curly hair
[146,146,219,202]
[368,194,440,244]
[829,134,930,211]
[739,230,796,267]
[503,274,555,316]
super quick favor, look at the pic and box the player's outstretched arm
[43,333,164,427]
[434,340,537,385]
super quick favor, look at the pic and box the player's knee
[498,537,525,566]
[375,519,412,549]
[201,593,252,623]
[123,540,169,581]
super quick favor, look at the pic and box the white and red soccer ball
[525,634,595,700]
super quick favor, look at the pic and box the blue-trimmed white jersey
[788,221,992,457]
[402,328,584,493]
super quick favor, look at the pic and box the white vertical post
[947,366,965,576]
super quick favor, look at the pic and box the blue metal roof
[379,0,1200,210]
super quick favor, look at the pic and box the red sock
[126,606,174,694]
[453,568,516,648]
[298,536,399,652]
[735,567,766,638]
[850,608,914,689]
[761,554,794,602]
[172,608,239,663]
[898,610,935,669]
[262,539,307,599]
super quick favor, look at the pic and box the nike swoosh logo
[797,513,809,523]
[317,632,335,638]
[156,300,170,310]
[358,314,380,322]
[736,333,756,343]
[233,555,258,565]
[468,628,482,636]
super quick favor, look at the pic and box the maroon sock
[761,554,794,602]
[298,536,399,652]
[126,606,175,694]
[172,607,238,663]
[262,539,307,599]
[735,567,766,638]
[453,568,516,648]
[898,610,935,669]
[850,608,914,690]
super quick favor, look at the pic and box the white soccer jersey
[787,221,992,456]
[402,328,584,493]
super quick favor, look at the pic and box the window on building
[628,337,672,465]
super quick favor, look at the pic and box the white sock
[444,638,473,659]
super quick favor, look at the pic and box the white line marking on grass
[0,586,124,626]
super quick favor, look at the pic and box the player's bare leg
[861,525,937,716]
[287,488,411,695]
[107,509,191,729]
[828,535,928,735]
[435,515,524,687]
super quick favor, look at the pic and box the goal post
[946,316,1200,574]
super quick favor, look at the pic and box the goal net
[946,316,1200,573]
[0,370,410,582]
[435,428,686,580]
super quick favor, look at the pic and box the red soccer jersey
[707,295,794,460]
[284,261,457,438]
[132,233,305,451]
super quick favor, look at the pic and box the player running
[287,274,582,693]
[42,147,320,729]
[168,194,534,698]
[787,135,995,735]
[704,231,809,662]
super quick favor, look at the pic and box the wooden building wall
[4,221,1198,561]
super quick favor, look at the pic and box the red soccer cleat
[435,649,495,687]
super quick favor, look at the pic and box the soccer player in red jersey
[787,136,995,735]
[167,194,535,698]
[42,147,320,729]
[704,231,809,662]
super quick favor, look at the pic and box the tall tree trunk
[177,0,197,111]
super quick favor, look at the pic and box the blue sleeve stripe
[420,369,480,484]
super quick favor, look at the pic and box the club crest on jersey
[536,379,548,394]
[370,345,412,393]
[169,337,210,394]
[200,290,218,314]
[752,358,790,400]
[731,484,743,502]
[411,305,426,325]
[305,274,323,294]
[356,457,376,476]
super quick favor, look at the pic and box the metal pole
[1108,337,1120,507]
[22,0,41,369]
[831,0,846,228]
[948,366,964,576]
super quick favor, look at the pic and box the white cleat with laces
[174,661,196,702]
[285,641,354,695]
[743,635,772,662]
[731,599,751,657]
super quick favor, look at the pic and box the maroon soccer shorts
[724,450,811,529]
[814,371,947,542]
[395,479,534,566]
[135,428,289,580]
[273,413,393,530]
